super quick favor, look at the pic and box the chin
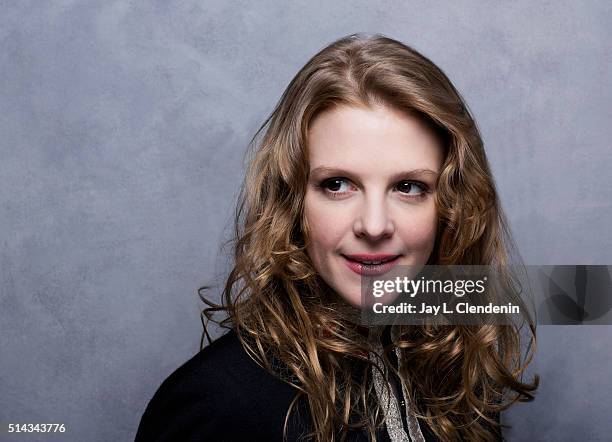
[341,288,369,309]
[329,286,361,308]
[342,296,363,308]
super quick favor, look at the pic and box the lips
[343,254,400,264]
[342,254,402,276]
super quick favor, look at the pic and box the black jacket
[135,329,498,441]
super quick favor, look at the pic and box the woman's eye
[320,178,352,195]
[395,181,428,197]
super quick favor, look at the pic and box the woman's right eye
[318,178,352,196]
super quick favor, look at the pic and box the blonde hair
[200,33,538,441]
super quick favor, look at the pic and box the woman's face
[304,103,444,307]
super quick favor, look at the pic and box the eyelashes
[317,178,352,195]
[315,177,430,200]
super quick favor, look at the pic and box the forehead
[307,103,443,174]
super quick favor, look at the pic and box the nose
[353,194,395,240]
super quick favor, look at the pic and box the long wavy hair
[200,34,539,441]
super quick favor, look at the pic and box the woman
[136,33,538,442]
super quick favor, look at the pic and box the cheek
[304,196,349,257]
[399,207,438,249]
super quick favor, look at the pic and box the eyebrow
[309,166,440,181]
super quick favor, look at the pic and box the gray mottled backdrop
[1,1,611,441]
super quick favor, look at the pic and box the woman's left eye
[395,181,428,197]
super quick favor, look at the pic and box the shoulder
[135,329,298,442]
[146,329,252,401]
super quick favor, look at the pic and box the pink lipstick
[342,254,402,276]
